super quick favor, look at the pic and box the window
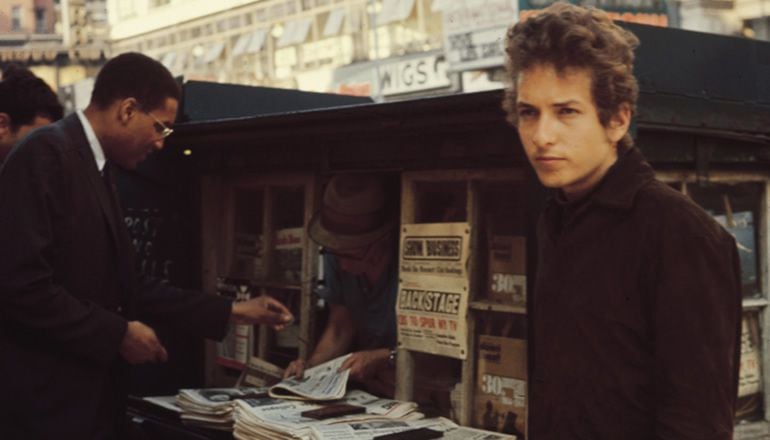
[202,174,316,380]
[686,182,762,299]
[11,6,23,31]
[35,7,46,33]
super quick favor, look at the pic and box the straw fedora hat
[308,174,396,251]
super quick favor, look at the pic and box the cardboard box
[487,235,526,307]
[474,335,527,439]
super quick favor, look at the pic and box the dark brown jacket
[529,148,741,439]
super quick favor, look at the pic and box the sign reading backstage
[442,0,519,72]
[378,54,450,97]
[397,223,471,359]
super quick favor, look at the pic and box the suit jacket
[0,114,232,439]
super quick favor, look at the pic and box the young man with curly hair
[504,3,741,438]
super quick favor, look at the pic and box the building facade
[0,0,109,94]
[107,0,452,99]
[0,0,57,34]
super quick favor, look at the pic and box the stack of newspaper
[310,417,518,440]
[232,389,423,440]
[168,354,518,439]
[176,387,269,431]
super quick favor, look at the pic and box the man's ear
[0,113,12,139]
[606,103,631,144]
[116,98,139,124]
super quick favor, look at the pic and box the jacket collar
[549,147,655,211]
[541,147,656,236]
[589,147,656,211]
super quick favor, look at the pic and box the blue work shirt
[318,252,398,351]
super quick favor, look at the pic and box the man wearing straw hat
[285,174,399,395]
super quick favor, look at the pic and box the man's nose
[153,138,165,150]
[532,115,557,148]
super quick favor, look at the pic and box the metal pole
[368,0,383,102]
[60,0,72,47]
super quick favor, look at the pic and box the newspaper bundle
[310,417,455,440]
[175,387,268,430]
[310,417,518,440]
[233,389,422,440]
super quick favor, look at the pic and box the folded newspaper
[268,354,351,401]
[233,389,422,440]
[175,387,269,430]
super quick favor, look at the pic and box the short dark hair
[0,65,64,130]
[90,52,181,111]
[503,3,640,151]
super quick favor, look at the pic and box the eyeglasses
[143,110,174,139]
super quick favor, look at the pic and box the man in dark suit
[0,53,293,439]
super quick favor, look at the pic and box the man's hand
[340,349,390,382]
[231,295,293,330]
[284,358,307,379]
[119,321,168,364]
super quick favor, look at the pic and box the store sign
[519,0,668,27]
[302,36,353,65]
[441,0,518,72]
[378,54,450,96]
[446,27,509,72]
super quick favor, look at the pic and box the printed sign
[518,0,669,26]
[397,223,471,359]
[441,0,518,72]
[400,223,470,279]
[739,313,762,397]
[378,54,451,96]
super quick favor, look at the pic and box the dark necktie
[101,162,123,231]
[102,161,112,190]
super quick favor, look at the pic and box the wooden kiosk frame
[150,23,770,438]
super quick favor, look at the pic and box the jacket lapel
[61,114,123,249]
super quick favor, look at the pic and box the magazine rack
[396,167,531,434]
[201,173,320,386]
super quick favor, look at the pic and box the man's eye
[559,107,578,115]
[518,108,537,118]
